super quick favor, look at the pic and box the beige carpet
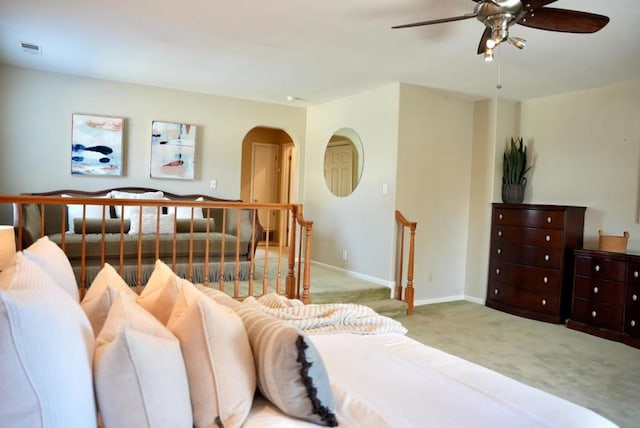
[394,301,640,428]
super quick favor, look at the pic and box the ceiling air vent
[21,42,42,55]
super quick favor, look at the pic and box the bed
[0,237,617,428]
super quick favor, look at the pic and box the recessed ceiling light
[286,95,299,102]
[20,42,42,55]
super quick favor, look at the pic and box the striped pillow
[235,302,338,426]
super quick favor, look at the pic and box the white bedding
[245,333,617,427]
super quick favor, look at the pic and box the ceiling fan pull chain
[496,60,503,90]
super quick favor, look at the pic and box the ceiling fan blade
[477,27,492,54]
[391,13,476,29]
[522,0,558,9]
[518,8,609,33]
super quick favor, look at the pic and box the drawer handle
[496,268,501,275]
[543,276,548,284]
[632,320,637,328]
[494,288,499,295]
[591,310,597,318]
[595,265,600,272]
[541,299,547,306]
[633,294,638,302]
[545,235,551,242]
[499,214,503,220]
[497,248,502,255]
[544,254,550,262]
[593,286,599,294]
[635,271,639,278]
[497,230,503,237]
[546,216,552,223]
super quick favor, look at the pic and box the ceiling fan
[391,0,610,61]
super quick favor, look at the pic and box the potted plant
[502,137,531,203]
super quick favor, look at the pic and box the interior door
[324,144,354,197]
[251,143,279,233]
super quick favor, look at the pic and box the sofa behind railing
[0,188,313,303]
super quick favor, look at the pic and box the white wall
[304,84,400,284]
[396,84,475,302]
[520,80,640,250]
[0,64,307,223]
[3,63,639,303]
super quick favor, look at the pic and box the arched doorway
[240,126,295,246]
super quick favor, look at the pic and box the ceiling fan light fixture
[508,37,526,49]
[484,48,494,62]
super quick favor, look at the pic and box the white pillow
[80,262,137,336]
[168,281,256,427]
[165,196,205,219]
[128,213,175,235]
[23,236,79,301]
[62,194,111,233]
[0,253,96,428]
[111,190,164,219]
[94,288,192,428]
[137,259,183,324]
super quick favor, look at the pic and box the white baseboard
[414,295,485,307]
[310,260,394,290]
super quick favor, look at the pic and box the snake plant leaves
[502,137,531,185]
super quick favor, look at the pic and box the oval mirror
[323,128,364,197]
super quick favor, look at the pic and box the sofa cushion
[168,281,256,428]
[23,236,79,301]
[80,262,138,336]
[165,196,204,219]
[235,301,338,426]
[0,253,97,428]
[94,288,192,428]
[225,208,255,242]
[176,218,215,233]
[63,194,111,233]
[74,217,131,234]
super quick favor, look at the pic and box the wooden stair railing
[0,194,313,303]
[395,210,417,315]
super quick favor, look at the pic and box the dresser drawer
[493,208,565,229]
[575,256,626,282]
[626,285,640,337]
[571,298,623,331]
[573,276,625,305]
[625,309,640,337]
[489,261,561,291]
[488,283,560,315]
[627,262,640,285]
[492,226,563,248]
[491,241,562,269]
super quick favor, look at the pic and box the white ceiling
[1,0,639,105]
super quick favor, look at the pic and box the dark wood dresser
[567,249,640,348]
[486,203,586,323]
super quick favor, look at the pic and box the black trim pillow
[235,302,338,426]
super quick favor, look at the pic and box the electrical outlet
[210,179,217,189]
[342,249,348,261]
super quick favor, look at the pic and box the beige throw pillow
[168,281,256,428]
[137,259,183,325]
[94,288,193,428]
[81,262,137,336]
[23,236,79,301]
[0,254,96,428]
